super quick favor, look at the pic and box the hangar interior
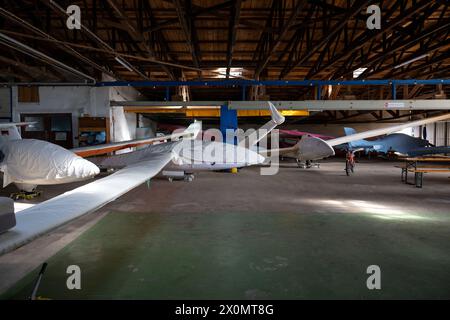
[0,0,449,300]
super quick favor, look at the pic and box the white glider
[0,103,284,255]
[0,123,201,254]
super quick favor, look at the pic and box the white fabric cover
[0,125,21,146]
[0,150,174,255]
[0,139,99,187]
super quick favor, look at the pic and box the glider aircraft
[0,103,284,254]
[340,127,450,157]
[261,113,450,164]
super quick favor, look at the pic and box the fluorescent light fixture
[394,54,429,69]
[115,56,134,72]
[159,106,183,109]
[353,67,367,78]
[186,106,220,109]
[214,67,243,78]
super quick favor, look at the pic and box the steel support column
[392,83,397,100]
[9,86,13,121]
[165,87,170,101]
[220,104,238,144]
[316,85,322,100]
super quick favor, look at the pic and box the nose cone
[68,157,100,180]
[247,149,265,165]
[257,153,266,165]
[298,136,334,161]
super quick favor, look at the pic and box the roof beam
[343,21,450,79]
[105,0,175,79]
[143,1,234,34]
[254,0,308,79]
[172,0,202,75]
[39,0,149,80]
[0,32,95,81]
[307,0,435,79]
[225,0,242,78]
[279,0,374,79]
[0,6,115,79]
[0,54,63,81]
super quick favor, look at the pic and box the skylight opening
[353,67,368,78]
[214,67,243,78]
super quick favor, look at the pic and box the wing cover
[0,150,175,255]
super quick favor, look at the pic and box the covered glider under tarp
[0,139,99,187]
[0,150,175,255]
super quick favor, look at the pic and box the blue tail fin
[344,127,357,136]
[343,127,370,150]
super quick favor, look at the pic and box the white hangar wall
[9,82,142,147]
[4,82,449,148]
[11,86,107,147]
[420,122,450,146]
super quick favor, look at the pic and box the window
[24,116,44,131]
[18,86,39,103]
[51,114,72,131]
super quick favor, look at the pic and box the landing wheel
[185,174,194,182]
[345,160,354,176]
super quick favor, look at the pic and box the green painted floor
[3,209,450,299]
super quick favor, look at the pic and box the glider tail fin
[250,102,285,147]
[344,127,357,136]
[183,121,202,140]
[0,122,34,143]
[344,127,368,150]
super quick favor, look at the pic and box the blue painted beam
[96,79,450,87]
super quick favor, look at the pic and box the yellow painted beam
[238,110,309,117]
[125,107,309,117]
[186,109,221,117]
[280,110,309,117]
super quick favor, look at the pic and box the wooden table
[399,156,450,188]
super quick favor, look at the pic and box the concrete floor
[0,159,449,299]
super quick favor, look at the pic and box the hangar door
[20,113,73,149]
